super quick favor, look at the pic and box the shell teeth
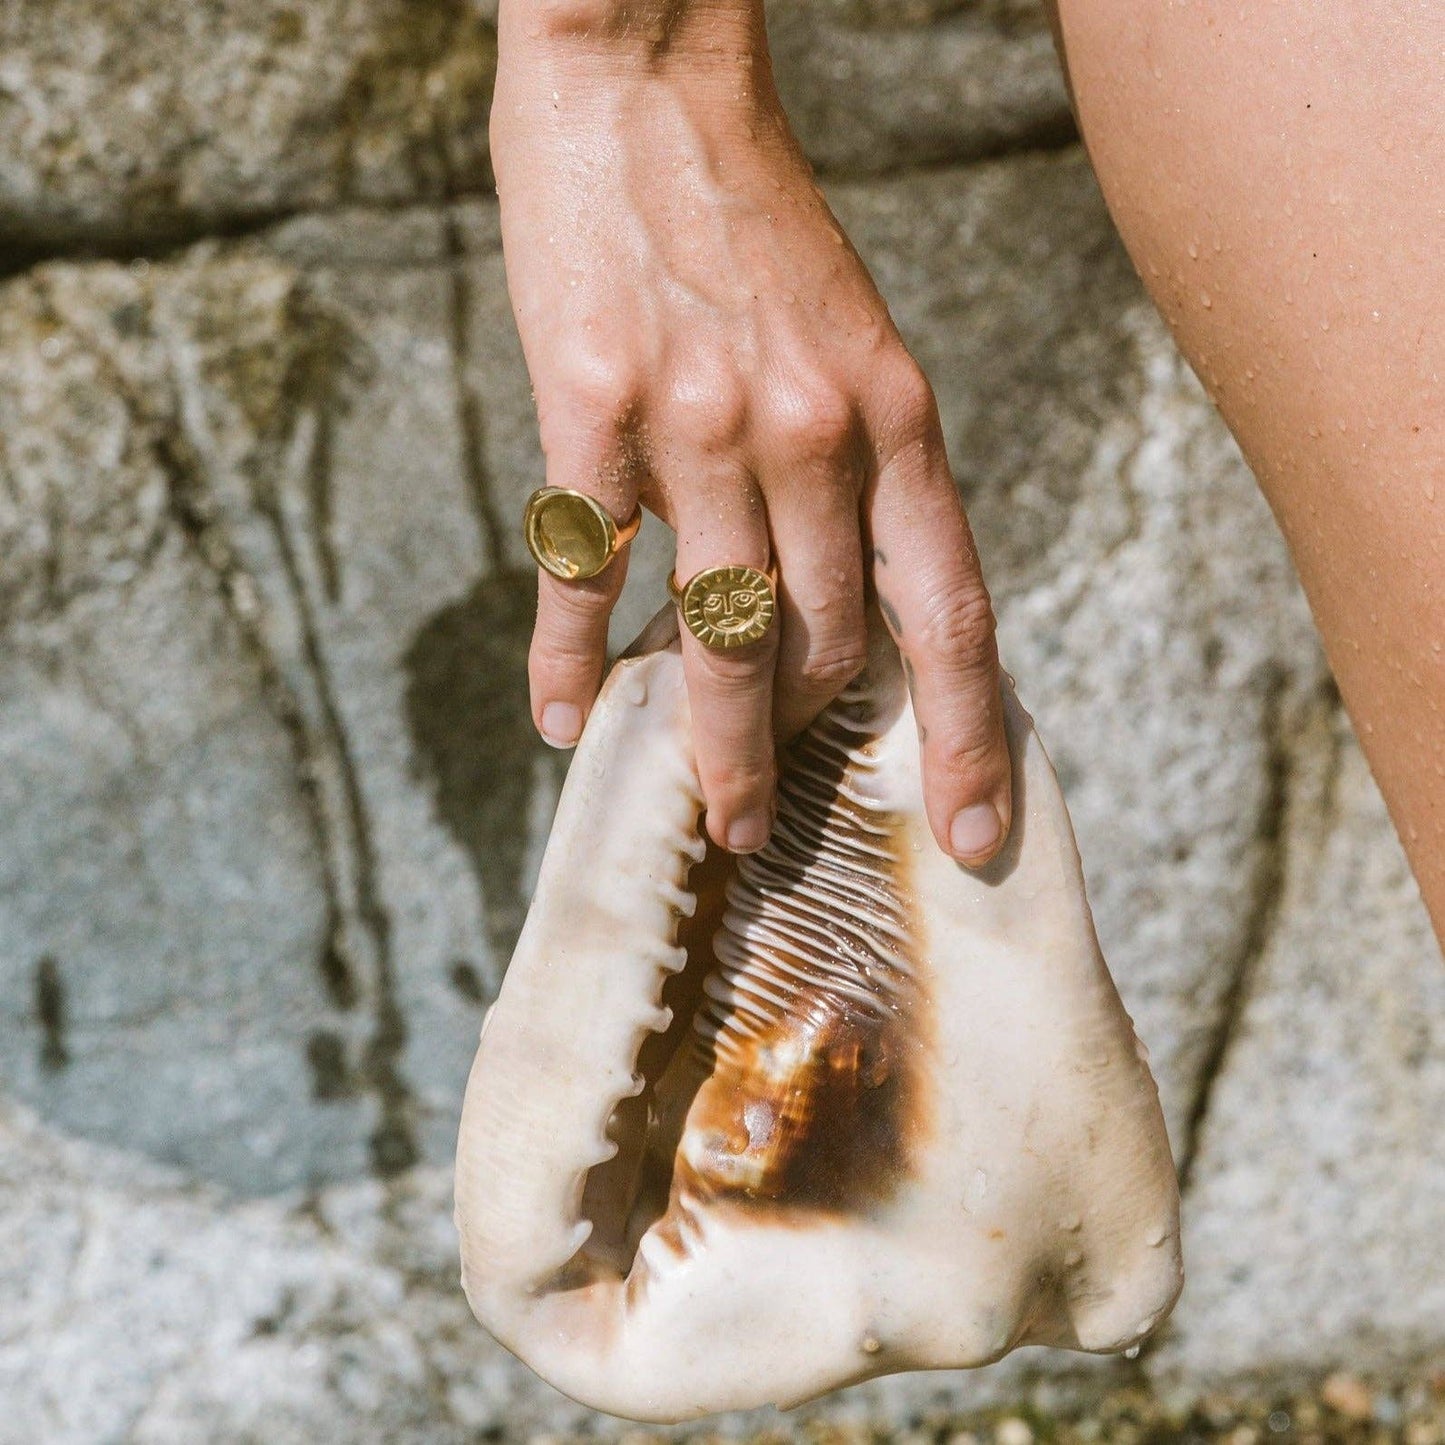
[623,1072,646,1098]
[678,831,708,864]
[658,881,697,918]
[588,1138,620,1166]
[648,1006,674,1033]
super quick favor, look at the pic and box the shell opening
[569,682,930,1288]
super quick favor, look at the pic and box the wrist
[497,0,768,69]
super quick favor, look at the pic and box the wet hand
[494,7,1012,864]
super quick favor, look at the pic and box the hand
[493,6,1012,864]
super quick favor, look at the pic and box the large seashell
[454,609,1182,1422]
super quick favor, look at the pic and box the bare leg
[1048,2,1445,942]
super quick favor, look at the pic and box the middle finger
[669,472,779,854]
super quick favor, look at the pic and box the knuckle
[665,367,748,454]
[529,635,596,686]
[702,756,775,814]
[798,639,867,691]
[916,584,998,666]
[878,358,940,444]
[936,725,1004,776]
[768,384,856,462]
[541,574,618,628]
[697,647,774,698]
[548,349,645,426]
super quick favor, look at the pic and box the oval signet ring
[524,487,641,582]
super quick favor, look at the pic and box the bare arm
[494,0,1013,863]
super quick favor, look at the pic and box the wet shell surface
[454,610,1183,1422]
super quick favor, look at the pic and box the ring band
[524,487,641,581]
[669,564,777,651]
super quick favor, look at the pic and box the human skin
[1046,1,1444,944]
[492,0,1012,864]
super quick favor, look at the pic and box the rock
[768,0,1073,176]
[0,1099,595,1445]
[0,0,495,253]
[0,259,373,1192]
[1151,714,1445,1379]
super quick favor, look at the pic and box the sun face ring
[668,564,777,651]
[524,487,642,582]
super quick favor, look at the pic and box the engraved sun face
[702,585,760,634]
[682,566,774,648]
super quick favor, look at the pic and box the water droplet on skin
[1426,482,1437,502]
[1147,1225,1170,1247]
[1061,1214,1083,1233]
[1200,290,1213,309]
[1124,1345,1142,1360]
[861,1334,882,1355]
[1064,1248,1083,1267]
[1137,1314,1157,1335]
[1188,241,1199,259]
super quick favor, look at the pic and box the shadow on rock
[403,571,567,972]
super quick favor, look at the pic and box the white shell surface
[454,613,1182,1422]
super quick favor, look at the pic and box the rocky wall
[0,1,1441,1441]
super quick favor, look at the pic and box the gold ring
[668,564,777,651]
[524,487,641,581]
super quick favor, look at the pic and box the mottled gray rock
[0,262,375,1191]
[1153,713,1445,1381]
[0,1099,591,1445]
[770,0,1073,176]
[0,0,495,251]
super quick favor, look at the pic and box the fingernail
[726,812,771,854]
[539,701,582,748]
[950,802,1002,863]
